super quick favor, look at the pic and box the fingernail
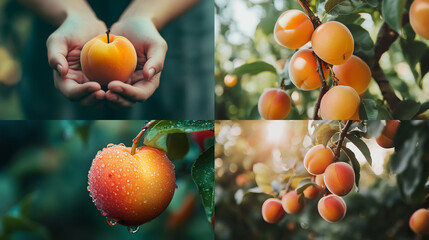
[148,68,155,80]
[56,64,63,75]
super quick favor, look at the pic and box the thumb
[46,34,69,76]
[143,40,167,81]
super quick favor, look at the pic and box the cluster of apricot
[258,9,373,120]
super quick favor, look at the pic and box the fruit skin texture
[258,88,291,120]
[274,10,314,49]
[282,191,305,214]
[303,185,321,199]
[333,55,372,94]
[262,198,286,223]
[311,21,354,65]
[318,195,346,222]
[88,144,176,226]
[288,49,330,90]
[324,162,355,196]
[409,208,429,235]
[304,144,334,175]
[320,86,360,120]
[376,120,400,148]
[224,74,237,87]
[81,34,137,86]
[410,0,429,40]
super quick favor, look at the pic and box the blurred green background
[0,120,214,240]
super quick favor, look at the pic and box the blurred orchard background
[0,121,213,240]
[214,120,429,239]
[215,0,429,119]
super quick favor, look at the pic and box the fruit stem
[332,121,353,163]
[130,120,158,155]
[313,54,329,120]
[106,29,110,44]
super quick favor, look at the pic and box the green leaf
[191,146,214,223]
[346,133,372,166]
[312,123,339,147]
[400,38,429,82]
[232,61,277,76]
[390,132,419,174]
[325,0,378,15]
[295,177,314,194]
[360,99,378,120]
[381,0,406,33]
[346,24,375,64]
[341,146,361,190]
[366,120,385,138]
[392,100,421,119]
[166,133,190,160]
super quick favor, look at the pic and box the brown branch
[313,56,329,120]
[296,0,321,28]
[332,120,352,162]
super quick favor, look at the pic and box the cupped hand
[47,14,107,107]
[107,17,168,108]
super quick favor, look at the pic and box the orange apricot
[303,185,321,199]
[376,120,400,148]
[274,10,314,49]
[311,21,354,65]
[235,173,250,187]
[409,208,429,235]
[410,0,429,40]
[224,74,237,87]
[282,191,305,214]
[315,175,325,188]
[318,195,347,222]
[320,86,360,120]
[304,144,334,175]
[288,49,329,90]
[333,55,372,94]
[81,33,137,86]
[262,198,286,223]
[324,162,355,196]
[258,88,292,120]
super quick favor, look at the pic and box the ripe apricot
[410,0,429,40]
[224,74,237,87]
[88,144,176,226]
[311,21,354,65]
[333,55,371,94]
[304,144,334,175]
[409,208,429,235]
[235,173,250,187]
[282,191,305,214]
[324,162,355,196]
[318,195,346,222]
[303,185,321,199]
[288,49,329,90]
[81,33,137,86]
[320,86,360,120]
[315,175,325,188]
[274,10,314,49]
[262,198,286,223]
[258,88,291,120]
[376,120,400,148]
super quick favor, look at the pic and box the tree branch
[332,120,352,162]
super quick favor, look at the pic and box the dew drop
[87,186,90,191]
[101,163,105,167]
[106,217,117,226]
[175,184,178,189]
[107,143,115,148]
[127,226,139,234]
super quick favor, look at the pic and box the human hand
[47,14,107,107]
[107,17,168,108]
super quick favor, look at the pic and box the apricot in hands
[262,198,286,223]
[324,162,355,196]
[88,144,176,227]
[320,86,360,120]
[318,195,346,222]
[333,55,372,94]
[274,10,314,49]
[304,144,334,175]
[410,0,429,40]
[81,32,137,86]
[282,191,305,214]
[311,21,354,65]
[288,49,329,90]
[376,120,400,148]
[409,208,429,235]
[258,88,291,120]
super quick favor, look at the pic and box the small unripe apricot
[320,86,360,120]
[376,120,400,148]
[235,173,250,187]
[304,145,334,175]
[274,10,314,49]
[282,191,305,214]
[262,198,286,223]
[318,195,346,222]
[258,88,292,120]
[288,49,329,90]
[324,162,355,196]
[315,175,325,188]
[410,0,429,40]
[333,55,372,94]
[303,185,321,199]
[311,21,354,65]
[224,74,237,87]
[409,208,429,235]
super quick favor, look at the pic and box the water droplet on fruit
[175,184,178,189]
[127,179,130,183]
[87,186,90,191]
[127,226,139,234]
[118,143,125,147]
[106,217,117,226]
[101,163,105,167]
[107,143,115,148]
